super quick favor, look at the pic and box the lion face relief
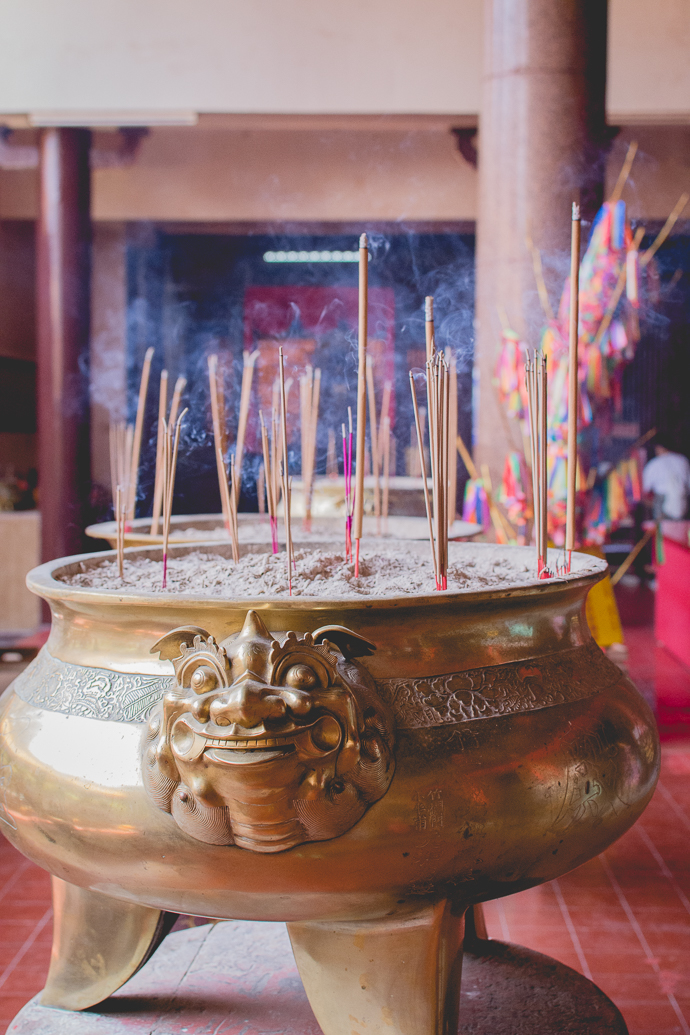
[142,610,395,853]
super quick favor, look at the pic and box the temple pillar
[36,128,92,561]
[474,0,608,486]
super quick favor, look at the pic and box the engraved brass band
[12,638,618,731]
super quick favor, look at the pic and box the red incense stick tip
[355,539,360,578]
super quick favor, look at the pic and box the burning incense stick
[161,408,187,589]
[299,365,321,531]
[260,410,279,553]
[410,371,440,589]
[235,350,259,498]
[208,354,230,530]
[279,347,293,594]
[354,233,368,576]
[127,346,154,523]
[425,296,435,363]
[566,203,581,569]
[366,357,381,533]
[169,375,186,428]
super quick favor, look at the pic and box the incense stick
[208,354,230,530]
[640,192,689,268]
[526,231,555,322]
[525,353,549,577]
[447,351,458,532]
[382,414,391,532]
[127,346,154,523]
[228,455,240,563]
[235,349,259,498]
[593,226,646,349]
[379,381,392,533]
[279,347,293,594]
[169,375,186,428]
[299,365,321,531]
[366,357,381,533]
[151,373,185,535]
[410,371,439,589]
[354,233,368,576]
[566,203,581,568]
[326,428,337,478]
[257,463,265,516]
[343,407,354,560]
[260,410,279,553]
[609,140,638,205]
[150,369,168,536]
[161,408,187,589]
[430,353,450,588]
[115,484,124,579]
[425,296,435,363]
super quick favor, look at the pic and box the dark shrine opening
[122,225,476,517]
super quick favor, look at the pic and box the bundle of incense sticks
[217,450,240,564]
[299,364,321,531]
[126,347,154,523]
[151,372,186,535]
[161,408,187,589]
[409,352,450,591]
[426,352,450,589]
[525,352,549,577]
[353,233,368,576]
[425,297,459,532]
[342,407,354,560]
[366,357,381,533]
[279,347,293,594]
[259,410,279,553]
[109,421,133,526]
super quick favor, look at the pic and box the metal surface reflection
[0,544,660,1032]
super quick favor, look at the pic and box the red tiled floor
[0,586,689,1034]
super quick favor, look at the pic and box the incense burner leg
[41,877,174,1010]
[288,900,465,1035]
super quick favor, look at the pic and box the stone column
[474,0,607,485]
[36,128,92,562]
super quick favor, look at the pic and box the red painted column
[36,128,91,562]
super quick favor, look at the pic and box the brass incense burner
[0,543,658,1035]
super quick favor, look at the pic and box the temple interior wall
[0,119,689,483]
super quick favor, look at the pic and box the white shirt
[643,452,690,520]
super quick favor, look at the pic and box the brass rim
[27,542,607,613]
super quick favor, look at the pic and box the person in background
[643,435,690,520]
